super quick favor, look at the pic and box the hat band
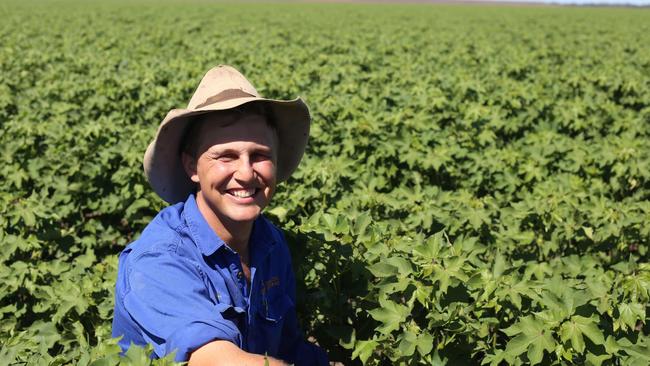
[195,89,257,109]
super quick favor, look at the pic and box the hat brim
[144,96,310,204]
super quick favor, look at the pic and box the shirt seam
[174,221,210,281]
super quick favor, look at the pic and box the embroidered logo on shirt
[261,277,280,318]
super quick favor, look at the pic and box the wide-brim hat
[143,65,310,204]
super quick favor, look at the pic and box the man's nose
[233,157,255,182]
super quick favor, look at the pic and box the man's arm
[115,250,246,361]
[189,340,287,366]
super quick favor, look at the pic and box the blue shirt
[112,194,328,365]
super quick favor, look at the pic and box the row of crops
[1,1,649,365]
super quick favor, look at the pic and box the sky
[543,0,649,4]
[490,0,650,4]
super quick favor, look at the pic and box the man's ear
[181,152,200,183]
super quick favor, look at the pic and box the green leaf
[367,262,398,278]
[413,236,441,260]
[572,315,605,345]
[384,257,413,276]
[585,352,611,366]
[616,303,644,331]
[398,330,417,357]
[617,337,650,360]
[122,344,151,364]
[32,321,60,350]
[492,253,506,279]
[503,316,556,364]
[505,333,533,359]
[560,320,585,353]
[416,331,434,356]
[527,333,555,365]
[352,340,378,364]
[352,212,372,236]
[266,206,288,221]
[368,297,411,334]
[24,209,37,227]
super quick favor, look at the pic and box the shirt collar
[183,194,226,256]
[182,194,277,258]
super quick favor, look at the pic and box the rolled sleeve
[121,251,241,361]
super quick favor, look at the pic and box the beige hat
[143,65,310,204]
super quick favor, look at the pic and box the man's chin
[222,209,262,223]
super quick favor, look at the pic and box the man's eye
[217,154,237,161]
[252,153,271,162]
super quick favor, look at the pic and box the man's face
[184,113,277,225]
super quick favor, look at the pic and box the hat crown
[187,65,260,110]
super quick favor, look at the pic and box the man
[112,65,328,365]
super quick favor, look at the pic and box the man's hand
[189,340,287,366]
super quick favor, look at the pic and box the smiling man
[111,65,328,366]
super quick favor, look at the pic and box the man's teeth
[230,188,256,198]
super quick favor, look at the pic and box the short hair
[180,103,278,159]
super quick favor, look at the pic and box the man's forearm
[189,340,288,366]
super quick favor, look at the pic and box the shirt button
[237,271,243,279]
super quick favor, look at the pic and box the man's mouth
[227,188,258,198]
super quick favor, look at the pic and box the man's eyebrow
[207,147,238,155]
[252,145,273,153]
[208,145,273,155]
[207,148,234,155]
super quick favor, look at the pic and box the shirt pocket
[255,294,294,355]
